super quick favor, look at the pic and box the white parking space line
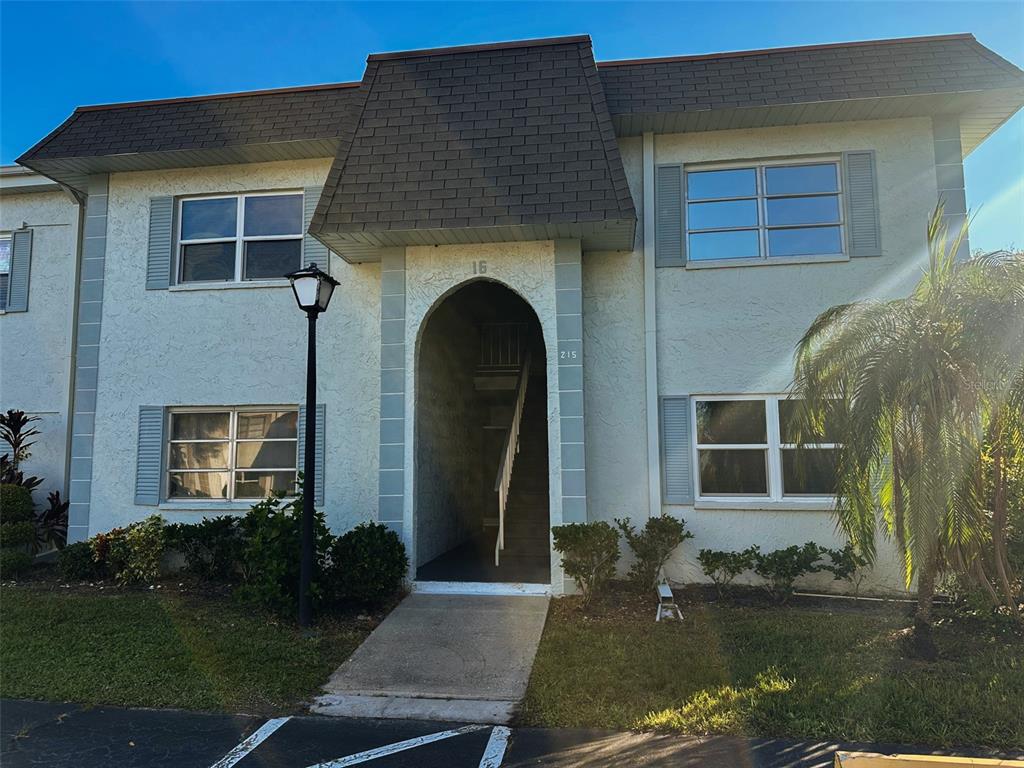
[479,726,512,767]
[210,716,291,768]
[307,724,490,767]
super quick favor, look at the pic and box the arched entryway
[414,279,551,583]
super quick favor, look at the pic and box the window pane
[687,168,757,200]
[0,239,10,273]
[181,198,237,240]
[181,242,235,282]
[236,440,297,469]
[766,195,840,226]
[689,230,760,261]
[244,194,303,236]
[169,443,229,470]
[688,199,759,230]
[234,471,297,499]
[168,472,230,499]
[764,164,838,195]
[778,400,843,444]
[768,226,842,257]
[699,449,768,495]
[237,411,298,440]
[782,448,838,495]
[696,400,767,444]
[171,412,230,440]
[244,240,301,280]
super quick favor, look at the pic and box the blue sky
[2,1,1021,250]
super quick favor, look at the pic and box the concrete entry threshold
[313,593,550,724]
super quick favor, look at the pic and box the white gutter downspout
[642,132,662,517]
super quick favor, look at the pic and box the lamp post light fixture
[285,262,339,628]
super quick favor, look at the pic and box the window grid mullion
[235,197,245,282]
[766,395,782,501]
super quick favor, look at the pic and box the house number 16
[472,260,488,275]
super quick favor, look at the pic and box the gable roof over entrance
[309,36,637,256]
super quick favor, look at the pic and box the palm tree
[790,206,1024,657]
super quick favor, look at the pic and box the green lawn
[0,584,375,714]
[521,589,1024,750]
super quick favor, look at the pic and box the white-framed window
[692,395,839,502]
[166,407,298,501]
[0,234,11,310]
[686,158,844,263]
[177,192,303,284]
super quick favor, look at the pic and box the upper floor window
[0,235,10,310]
[686,160,844,263]
[177,192,303,283]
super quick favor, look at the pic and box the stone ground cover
[520,585,1024,750]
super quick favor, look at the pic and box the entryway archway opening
[414,279,550,584]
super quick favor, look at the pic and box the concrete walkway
[313,593,550,723]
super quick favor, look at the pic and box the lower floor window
[167,407,298,501]
[693,395,838,501]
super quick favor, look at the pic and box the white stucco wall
[648,118,938,593]
[0,189,79,500]
[88,159,381,535]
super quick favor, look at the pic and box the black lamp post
[285,262,339,628]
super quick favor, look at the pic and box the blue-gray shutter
[147,196,174,289]
[135,406,165,505]
[303,186,329,269]
[843,151,882,258]
[660,396,694,504]
[7,229,33,312]
[655,164,685,267]
[297,404,326,505]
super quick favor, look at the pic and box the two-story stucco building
[5,33,1023,594]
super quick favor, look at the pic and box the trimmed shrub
[615,514,693,591]
[326,522,408,607]
[552,522,620,606]
[1,520,36,549]
[235,491,333,615]
[752,542,826,603]
[58,541,101,581]
[165,516,243,581]
[0,484,34,524]
[697,547,758,595]
[0,549,32,577]
[90,516,165,585]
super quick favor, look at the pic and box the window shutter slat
[843,151,882,258]
[303,186,329,269]
[297,404,326,505]
[655,164,685,267]
[7,229,33,312]
[147,197,173,289]
[135,406,165,505]
[660,396,694,504]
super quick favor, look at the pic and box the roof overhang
[0,164,62,196]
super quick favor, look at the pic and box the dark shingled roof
[597,34,1024,116]
[309,35,636,252]
[21,83,361,161]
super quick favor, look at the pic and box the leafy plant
[90,516,165,585]
[58,541,101,581]
[235,489,333,615]
[0,410,40,467]
[752,542,826,603]
[697,547,757,595]
[35,490,69,552]
[0,549,32,577]
[165,516,243,581]
[552,522,620,607]
[326,522,408,607]
[0,456,41,491]
[0,484,34,524]
[0,483,35,578]
[823,544,869,597]
[615,514,693,591]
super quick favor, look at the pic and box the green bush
[1,520,36,549]
[326,522,408,607]
[697,547,758,595]
[823,544,869,596]
[165,516,243,581]
[552,522,620,606]
[58,541,101,581]
[615,514,693,591]
[0,484,34,524]
[90,516,165,585]
[752,542,826,603]
[235,491,333,615]
[0,548,32,577]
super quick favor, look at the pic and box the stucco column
[554,240,586,523]
[932,115,971,259]
[378,249,406,539]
